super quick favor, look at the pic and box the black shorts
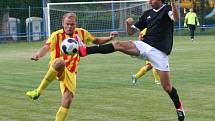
[187,24,196,31]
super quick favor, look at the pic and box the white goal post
[46,0,150,37]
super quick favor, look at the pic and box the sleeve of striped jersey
[83,29,95,45]
[45,32,57,50]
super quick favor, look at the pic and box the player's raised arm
[93,31,118,44]
[170,0,179,22]
[30,44,50,61]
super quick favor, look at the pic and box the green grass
[0,36,215,121]
[174,27,215,36]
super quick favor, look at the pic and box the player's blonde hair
[62,12,77,24]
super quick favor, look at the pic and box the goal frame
[47,0,149,36]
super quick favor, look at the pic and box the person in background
[184,8,200,42]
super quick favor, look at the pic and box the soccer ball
[60,38,79,55]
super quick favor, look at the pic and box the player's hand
[197,23,200,26]
[110,31,118,39]
[138,33,144,40]
[30,53,40,61]
[126,18,134,26]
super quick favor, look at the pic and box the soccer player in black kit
[79,0,185,120]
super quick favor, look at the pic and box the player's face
[149,0,162,9]
[63,17,76,35]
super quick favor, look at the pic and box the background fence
[0,0,214,43]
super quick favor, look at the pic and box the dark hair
[161,0,165,3]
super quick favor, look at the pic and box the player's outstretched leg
[85,41,139,57]
[131,66,148,85]
[26,58,64,100]
[26,64,58,100]
[26,89,40,100]
[131,73,137,85]
[86,43,115,56]
[132,62,153,85]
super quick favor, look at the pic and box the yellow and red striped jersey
[45,28,95,73]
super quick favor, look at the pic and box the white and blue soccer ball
[60,38,79,55]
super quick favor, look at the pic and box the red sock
[75,35,87,57]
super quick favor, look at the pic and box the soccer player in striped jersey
[132,28,160,85]
[26,12,118,121]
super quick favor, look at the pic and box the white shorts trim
[133,40,170,71]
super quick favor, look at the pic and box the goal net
[47,0,150,37]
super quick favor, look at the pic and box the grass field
[0,36,215,121]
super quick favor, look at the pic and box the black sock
[86,43,115,55]
[168,87,180,109]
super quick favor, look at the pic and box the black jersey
[134,5,174,55]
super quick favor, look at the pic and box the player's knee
[113,41,133,51]
[146,63,153,70]
[113,41,123,50]
[162,84,172,93]
[53,58,65,73]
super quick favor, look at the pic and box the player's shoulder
[193,12,197,16]
[187,12,193,16]
[75,27,86,31]
[51,29,64,35]
[144,9,151,15]
[163,4,172,12]
[141,9,151,19]
[75,27,90,34]
[75,28,90,35]
[165,4,171,8]
[145,4,170,14]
